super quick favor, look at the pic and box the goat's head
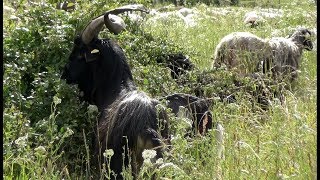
[157,53,194,79]
[61,4,149,105]
[289,27,313,51]
[169,53,194,70]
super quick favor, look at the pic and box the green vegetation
[3,0,316,179]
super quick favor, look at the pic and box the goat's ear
[85,48,100,62]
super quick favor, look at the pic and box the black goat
[156,53,194,79]
[61,5,169,179]
[56,0,75,12]
[159,93,213,136]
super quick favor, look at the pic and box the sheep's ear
[85,48,100,62]
[305,30,312,38]
[304,32,311,40]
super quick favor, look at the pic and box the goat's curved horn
[104,4,149,34]
[81,15,105,45]
[81,4,149,44]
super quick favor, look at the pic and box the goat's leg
[132,128,164,178]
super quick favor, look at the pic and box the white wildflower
[277,173,290,179]
[34,146,47,155]
[142,149,157,160]
[53,96,61,105]
[15,134,28,147]
[9,15,20,21]
[65,127,74,137]
[143,158,152,166]
[103,149,114,158]
[87,105,98,114]
[159,162,181,170]
[155,158,163,164]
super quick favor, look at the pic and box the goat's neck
[95,80,136,111]
[89,38,137,111]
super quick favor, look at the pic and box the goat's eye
[77,54,84,59]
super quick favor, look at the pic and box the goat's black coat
[62,37,136,109]
[156,53,194,79]
[159,93,213,135]
[61,37,169,179]
[96,90,169,179]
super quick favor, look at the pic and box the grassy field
[3,0,316,179]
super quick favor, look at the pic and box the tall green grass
[140,0,316,179]
[3,0,316,179]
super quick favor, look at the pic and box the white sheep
[178,7,194,17]
[212,27,313,81]
[146,7,200,27]
[244,11,265,27]
[243,8,283,28]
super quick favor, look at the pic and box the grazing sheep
[127,13,144,24]
[61,5,169,179]
[244,11,265,28]
[212,32,269,74]
[212,27,313,81]
[147,7,200,27]
[178,8,194,17]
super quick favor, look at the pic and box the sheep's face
[291,28,313,51]
[301,29,313,51]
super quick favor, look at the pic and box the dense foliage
[4,0,316,179]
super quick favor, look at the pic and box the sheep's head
[61,4,149,104]
[289,27,313,51]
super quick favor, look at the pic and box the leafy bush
[3,2,100,178]
[3,0,316,179]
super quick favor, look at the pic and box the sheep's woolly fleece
[146,7,202,27]
[212,27,313,80]
[143,5,287,28]
[145,6,246,27]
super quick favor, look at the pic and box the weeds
[3,0,316,179]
